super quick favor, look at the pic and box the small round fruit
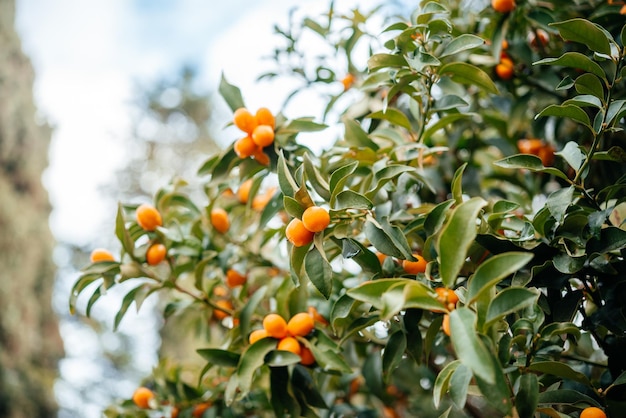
[136,203,163,231]
[249,329,269,344]
[435,288,459,307]
[517,138,543,155]
[402,254,427,274]
[237,179,253,204]
[132,386,155,409]
[302,206,331,233]
[213,300,233,321]
[299,346,316,366]
[263,313,288,339]
[252,148,270,166]
[226,269,246,287]
[492,0,515,13]
[210,208,230,234]
[251,124,275,148]
[285,218,315,247]
[580,407,607,418]
[233,107,257,134]
[495,58,514,80]
[192,402,212,418]
[146,243,167,266]
[442,314,451,337]
[90,248,115,263]
[255,107,275,128]
[341,73,355,91]
[287,312,315,337]
[234,135,259,159]
[277,336,301,355]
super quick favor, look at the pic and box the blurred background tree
[0,0,63,416]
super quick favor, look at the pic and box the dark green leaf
[528,361,591,386]
[424,199,455,236]
[329,161,359,199]
[536,104,592,131]
[534,52,606,81]
[537,389,601,407]
[219,72,245,112]
[493,154,570,181]
[587,226,626,254]
[197,348,241,368]
[575,73,605,100]
[516,373,539,418]
[382,330,406,383]
[433,360,461,409]
[551,18,612,55]
[485,287,540,328]
[305,247,333,299]
[467,252,534,303]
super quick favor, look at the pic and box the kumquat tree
[71,0,626,417]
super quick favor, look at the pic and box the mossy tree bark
[0,0,64,416]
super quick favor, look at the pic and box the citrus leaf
[467,252,534,303]
[440,34,485,58]
[528,361,591,386]
[534,52,606,81]
[305,247,333,299]
[433,360,461,408]
[367,53,409,71]
[550,18,611,56]
[219,72,245,112]
[516,373,539,418]
[485,287,540,328]
[197,348,241,368]
[439,62,498,94]
[367,108,412,131]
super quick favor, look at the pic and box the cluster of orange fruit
[435,288,460,337]
[495,40,515,81]
[232,107,275,165]
[285,206,331,247]
[89,203,168,266]
[249,312,317,366]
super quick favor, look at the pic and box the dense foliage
[71,1,626,417]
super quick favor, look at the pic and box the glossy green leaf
[587,226,626,254]
[334,190,373,210]
[564,94,603,109]
[440,34,485,57]
[534,52,606,81]
[422,113,474,144]
[382,330,406,382]
[433,94,469,111]
[467,252,534,303]
[240,285,268,341]
[593,146,626,162]
[438,197,487,288]
[539,322,581,340]
[277,151,298,197]
[378,217,414,261]
[451,162,467,205]
[449,308,497,384]
[556,141,586,172]
[113,283,153,331]
[228,337,277,404]
[303,153,331,201]
[493,154,570,181]
[365,219,408,259]
[367,53,409,71]
[485,287,540,327]
[424,199,455,236]
[516,373,539,418]
[528,361,591,386]
[279,117,327,134]
[433,360,461,408]
[329,160,359,199]
[367,108,412,131]
[537,389,601,407]
[291,364,328,408]
[575,73,605,100]
[546,186,574,223]
[197,348,241,368]
[219,72,245,112]
[304,340,351,373]
[346,279,407,308]
[283,196,305,219]
[536,104,592,130]
[305,247,333,299]
[116,203,135,256]
[439,62,498,94]
[265,350,302,367]
[449,364,472,409]
[551,18,611,56]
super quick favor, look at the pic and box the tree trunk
[0,0,64,416]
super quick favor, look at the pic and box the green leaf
[493,154,570,181]
[564,94,603,109]
[433,360,461,409]
[291,365,328,408]
[113,284,152,331]
[439,62,498,94]
[449,364,473,409]
[329,161,359,199]
[334,190,373,210]
[449,308,498,384]
[240,285,268,341]
[424,199,455,236]
[283,196,305,219]
[367,53,409,71]
[537,389,601,407]
[343,117,379,150]
[539,322,581,340]
[536,104,592,131]
[382,330,406,383]
[534,52,606,81]
[587,226,626,254]
[367,108,412,131]
[365,219,408,260]
[440,34,485,58]
[219,72,245,112]
[197,348,240,368]
[265,350,302,367]
[451,162,467,205]
[422,113,474,146]
[227,337,277,404]
[305,247,333,299]
[485,287,540,328]
[546,186,574,223]
[467,252,534,303]
[516,373,539,418]
[115,203,135,256]
[575,73,605,100]
[279,117,327,134]
[551,18,612,56]
[303,153,331,201]
[528,361,591,386]
[346,279,407,309]
[378,216,414,261]
[556,141,586,172]
[277,151,298,197]
[438,197,487,288]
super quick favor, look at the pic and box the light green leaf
[438,197,487,288]
[305,247,333,299]
[334,190,373,210]
[368,53,408,71]
[551,18,612,56]
[485,287,540,328]
[303,153,331,201]
[467,252,534,303]
[556,141,585,172]
[433,360,461,408]
[329,160,359,199]
[449,364,473,409]
[439,62,498,94]
[424,199,455,236]
[451,162,467,205]
[440,34,485,58]
[227,338,277,404]
[493,154,571,181]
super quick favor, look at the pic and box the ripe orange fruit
[538,144,555,166]
[285,218,315,247]
[299,345,316,366]
[234,135,259,159]
[580,407,607,418]
[495,57,514,80]
[225,269,246,287]
[402,254,427,274]
[210,208,230,234]
[252,187,276,211]
[90,248,115,263]
[376,252,387,266]
[517,138,543,155]
[492,0,515,13]
[248,329,269,344]
[213,299,233,321]
[252,148,271,166]
[501,39,509,50]
[132,386,155,409]
[277,336,302,355]
[255,107,275,128]
[287,312,315,337]
[233,107,257,135]
[302,206,331,233]
[212,285,228,298]
[442,314,451,337]
[237,179,253,204]
[251,124,275,148]
[146,243,167,266]
[308,306,329,325]
[263,313,288,339]
[136,203,163,231]
[341,73,355,91]
[435,288,459,308]
[192,402,212,418]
